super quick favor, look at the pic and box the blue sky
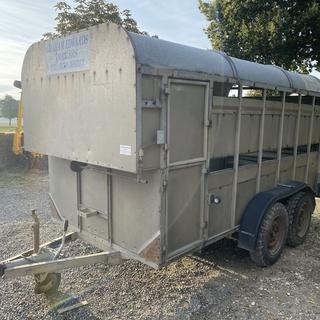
[0,0,319,99]
[0,0,210,98]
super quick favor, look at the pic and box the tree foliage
[199,0,320,72]
[0,95,19,126]
[43,0,146,39]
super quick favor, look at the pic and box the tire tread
[286,192,313,247]
[250,202,288,267]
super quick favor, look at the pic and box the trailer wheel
[286,192,313,247]
[250,202,288,267]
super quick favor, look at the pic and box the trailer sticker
[120,145,132,156]
[46,31,90,75]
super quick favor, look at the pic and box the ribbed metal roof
[128,32,320,95]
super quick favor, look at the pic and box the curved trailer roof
[128,32,320,96]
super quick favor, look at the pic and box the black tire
[250,202,288,267]
[286,192,314,247]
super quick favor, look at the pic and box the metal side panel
[112,171,162,264]
[295,166,306,182]
[22,23,137,172]
[49,156,162,266]
[81,167,108,213]
[167,165,202,255]
[169,82,206,164]
[208,183,233,238]
[279,157,293,183]
[282,114,297,148]
[299,115,310,146]
[141,75,162,169]
[49,157,110,242]
[263,115,280,151]
[307,152,318,189]
[211,113,236,158]
[235,179,257,225]
[239,114,260,154]
[79,167,109,242]
[49,156,78,227]
[312,116,320,143]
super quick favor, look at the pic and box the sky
[0,0,210,99]
[0,0,319,99]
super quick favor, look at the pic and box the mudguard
[238,181,314,252]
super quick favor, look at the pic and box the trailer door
[166,80,209,258]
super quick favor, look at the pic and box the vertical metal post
[256,89,267,193]
[32,210,40,254]
[136,70,143,183]
[162,75,170,261]
[76,171,82,231]
[231,84,242,227]
[316,143,320,191]
[305,96,316,183]
[107,172,113,244]
[275,92,286,185]
[201,82,211,244]
[292,94,302,180]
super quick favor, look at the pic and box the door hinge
[161,180,168,192]
[138,148,144,162]
[164,85,170,96]
[201,221,208,230]
[205,119,212,128]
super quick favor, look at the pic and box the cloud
[0,0,56,98]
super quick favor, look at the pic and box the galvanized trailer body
[21,23,320,268]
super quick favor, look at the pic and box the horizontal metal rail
[2,251,122,279]
[1,232,78,265]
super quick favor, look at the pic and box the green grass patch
[0,126,16,133]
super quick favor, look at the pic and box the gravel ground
[1,168,320,320]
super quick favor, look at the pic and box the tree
[0,95,19,126]
[43,0,146,39]
[199,0,320,72]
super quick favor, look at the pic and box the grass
[0,126,16,133]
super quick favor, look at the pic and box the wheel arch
[238,181,315,252]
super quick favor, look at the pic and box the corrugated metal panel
[128,32,320,94]
[231,58,291,88]
[299,74,320,92]
[128,32,234,78]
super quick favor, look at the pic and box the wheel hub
[268,216,285,255]
[296,203,310,237]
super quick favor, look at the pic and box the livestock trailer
[1,22,320,293]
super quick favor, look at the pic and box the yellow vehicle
[12,80,42,162]
[12,81,23,156]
